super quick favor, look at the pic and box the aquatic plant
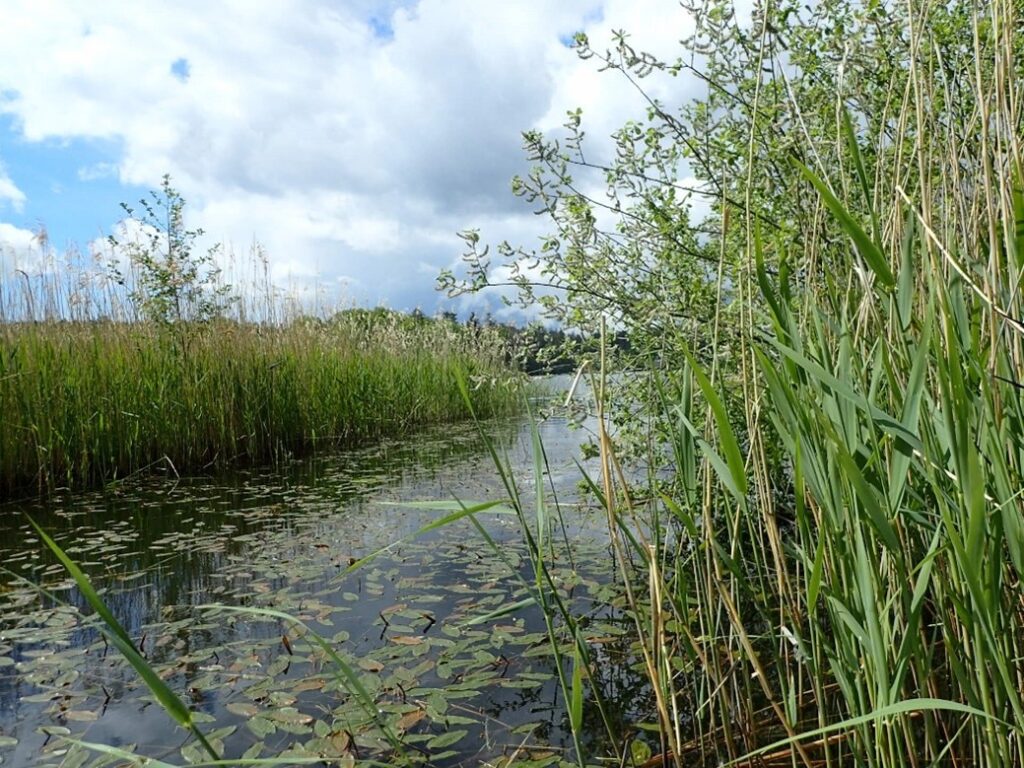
[0,280,519,500]
[448,0,1024,764]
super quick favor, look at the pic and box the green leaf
[1011,174,1024,265]
[888,333,930,514]
[896,207,917,330]
[679,342,748,501]
[60,740,178,768]
[462,597,537,626]
[427,729,468,749]
[764,336,921,452]
[569,644,584,734]
[841,107,881,248]
[796,160,895,287]
[833,442,901,554]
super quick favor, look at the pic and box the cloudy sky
[0,0,703,317]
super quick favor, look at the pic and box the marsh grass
[444,1,1024,765]
[0,259,519,499]
[560,0,1024,765]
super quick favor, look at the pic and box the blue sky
[0,114,145,254]
[0,0,702,317]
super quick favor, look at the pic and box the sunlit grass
[0,295,519,499]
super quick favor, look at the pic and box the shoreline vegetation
[440,0,1024,765]
[0,309,520,500]
[0,182,523,499]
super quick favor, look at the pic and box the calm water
[0,381,650,767]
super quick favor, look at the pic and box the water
[0,381,650,767]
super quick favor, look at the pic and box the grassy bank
[0,311,519,499]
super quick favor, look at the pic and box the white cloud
[0,222,38,262]
[77,162,118,181]
[0,0,708,312]
[0,164,26,213]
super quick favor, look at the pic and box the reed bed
[0,272,518,499]
[561,0,1024,765]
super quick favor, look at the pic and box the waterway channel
[0,381,649,767]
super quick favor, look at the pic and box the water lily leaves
[424,692,449,717]
[241,740,264,760]
[292,677,327,693]
[328,729,352,753]
[267,691,297,708]
[0,411,633,767]
[396,709,428,731]
[390,635,425,646]
[226,701,258,717]
[63,710,99,722]
[266,654,291,676]
[246,715,277,739]
[427,728,468,749]
[267,707,313,726]
[36,725,71,737]
[359,658,385,673]
[500,679,542,689]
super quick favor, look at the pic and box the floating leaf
[390,636,425,646]
[64,710,99,722]
[292,678,327,693]
[397,709,427,731]
[226,702,259,717]
[246,716,277,739]
[427,729,468,749]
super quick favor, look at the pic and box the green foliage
[30,518,222,762]
[442,0,1024,764]
[0,313,518,499]
[107,174,235,329]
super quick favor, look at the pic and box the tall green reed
[0,263,518,499]
[478,1,1024,765]
[585,0,1024,763]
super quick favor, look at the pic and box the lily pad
[427,729,468,749]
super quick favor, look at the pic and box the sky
[0,0,706,318]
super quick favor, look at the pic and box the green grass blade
[569,643,584,734]
[841,107,882,248]
[462,596,537,626]
[897,207,917,330]
[679,341,748,501]
[796,160,895,287]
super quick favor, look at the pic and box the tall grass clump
[0,257,518,499]
[603,2,1024,764]
[451,0,1024,765]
